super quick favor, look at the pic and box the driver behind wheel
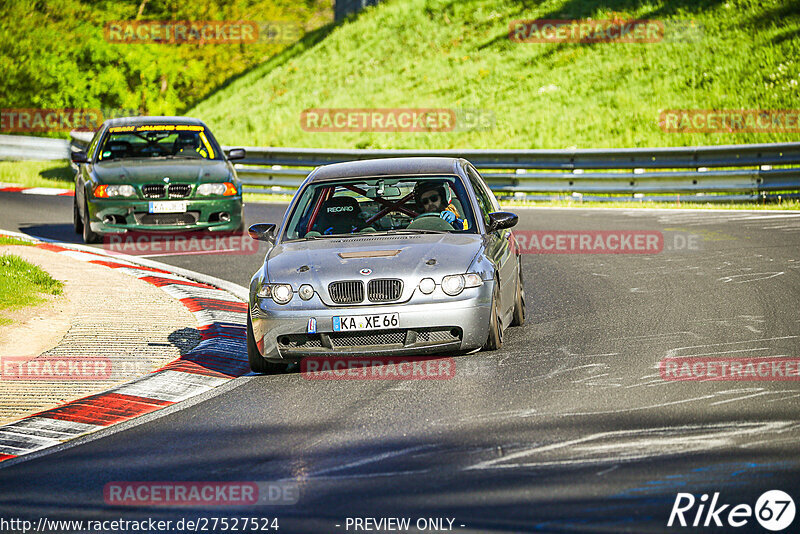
[173,132,208,158]
[413,180,467,230]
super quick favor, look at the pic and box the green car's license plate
[148,201,187,213]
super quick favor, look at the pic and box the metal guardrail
[4,132,800,200]
[0,134,70,161]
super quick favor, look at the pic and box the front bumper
[251,282,494,362]
[86,197,243,233]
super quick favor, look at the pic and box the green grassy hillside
[190,0,800,149]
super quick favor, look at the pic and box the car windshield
[282,176,477,241]
[96,124,223,161]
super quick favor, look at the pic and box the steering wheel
[410,212,442,222]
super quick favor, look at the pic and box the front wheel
[82,197,100,244]
[73,196,83,234]
[247,313,286,374]
[511,264,525,327]
[483,280,503,351]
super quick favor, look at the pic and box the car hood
[93,159,231,184]
[267,233,484,306]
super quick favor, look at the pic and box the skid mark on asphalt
[665,336,798,358]
[717,271,785,283]
[463,421,798,471]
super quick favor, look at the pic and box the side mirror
[487,212,518,232]
[71,150,89,164]
[227,148,246,161]
[248,223,276,243]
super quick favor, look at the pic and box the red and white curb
[0,236,249,464]
[0,183,73,196]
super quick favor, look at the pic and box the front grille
[331,330,406,348]
[328,281,364,304]
[168,184,192,198]
[368,279,403,302]
[142,184,166,199]
[134,211,200,226]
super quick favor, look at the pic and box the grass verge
[0,253,64,327]
[0,236,35,246]
[0,161,74,189]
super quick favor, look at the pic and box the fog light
[418,278,435,294]
[219,212,230,222]
[298,284,314,300]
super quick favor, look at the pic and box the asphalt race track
[1,189,800,532]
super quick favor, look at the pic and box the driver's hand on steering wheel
[439,210,456,224]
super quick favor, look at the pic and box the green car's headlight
[197,182,237,196]
[94,184,136,198]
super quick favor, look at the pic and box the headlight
[441,273,483,296]
[298,284,314,300]
[197,182,237,196]
[463,273,483,288]
[94,184,136,198]
[441,275,465,296]
[418,278,435,294]
[257,283,293,304]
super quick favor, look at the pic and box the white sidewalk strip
[113,370,229,403]
[20,187,71,196]
[192,309,247,326]
[0,417,100,439]
[160,284,241,302]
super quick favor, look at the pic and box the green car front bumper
[86,196,244,234]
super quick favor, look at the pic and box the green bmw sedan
[71,116,246,243]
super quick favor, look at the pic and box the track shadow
[18,224,82,245]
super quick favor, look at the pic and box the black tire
[483,279,503,351]
[247,313,286,374]
[73,196,83,234]
[82,197,100,244]
[511,263,526,327]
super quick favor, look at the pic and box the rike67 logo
[668,490,795,531]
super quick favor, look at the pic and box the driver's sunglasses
[421,193,440,205]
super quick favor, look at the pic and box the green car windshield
[96,124,223,161]
[283,176,478,241]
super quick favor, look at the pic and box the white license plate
[333,313,399,332]
[149,201,187,213]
